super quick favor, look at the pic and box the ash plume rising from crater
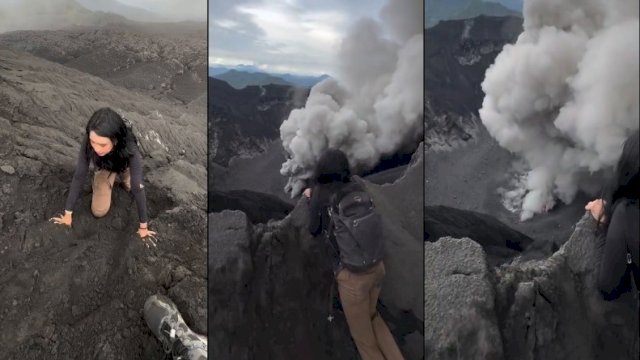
[480,0,639,220]
[279,0,423,196]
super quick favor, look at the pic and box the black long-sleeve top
[64,144,149,223]
[597,198,639,300]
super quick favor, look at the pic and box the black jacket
[597,198,640,300]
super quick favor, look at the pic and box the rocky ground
[0,43,206,359]
[425,216,639,360]
[209,146,425,359]
[0,21,206,106]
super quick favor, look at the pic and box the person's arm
[64,141,89,212]
[129,147,149,226]
[596,204,630,300]
[308,186,324,236]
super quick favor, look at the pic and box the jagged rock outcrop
[0,47,206,358]
[425,214,639,359]
[209,146,425,359]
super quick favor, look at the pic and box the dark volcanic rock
[208,209,358,360]
[426,205,538,265]
[425,16,522,149]
[208,77,309,166]
[0,47,206,359]
[208,189,294,224]
[209,147,425,359]
[425,214,639,360]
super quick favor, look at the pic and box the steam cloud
[0,0,89,33]
[480,0,639,220]
[279,0,423,196]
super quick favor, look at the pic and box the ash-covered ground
[0,14,206,359]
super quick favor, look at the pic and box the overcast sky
[209,0,386,76]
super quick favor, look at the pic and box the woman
[585,130,639,300]
[305,149,404,360]
[50,108,158,247]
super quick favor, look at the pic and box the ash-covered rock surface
[209,146,425,359]
[425,215,639,359]
[0,21,206,106]
[0,46,206,359]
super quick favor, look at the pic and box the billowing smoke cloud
[279,0,423,196]
[480,0,639,220]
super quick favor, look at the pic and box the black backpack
[328,183,384,272]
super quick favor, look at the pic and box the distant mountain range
[214,70,294,89]
[209,66,330,89]
[425,0,521,28]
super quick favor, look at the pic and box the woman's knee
[91,206,109,218]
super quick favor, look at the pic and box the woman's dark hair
[84,108,138,173]
[600,129,639,226]
[314,149,351,184]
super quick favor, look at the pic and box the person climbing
[305,149,404,360]
[50,107,158,247]
[585,129,639,301]
[144,294,208,359]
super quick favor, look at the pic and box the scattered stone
[0,165,15,175]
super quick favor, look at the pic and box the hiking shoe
[144,294,207,360]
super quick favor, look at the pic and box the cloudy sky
[209,0,386,76]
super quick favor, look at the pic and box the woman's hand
[137,225,158,248]
[303,188,312,199]
[49,211,73,227]
[585,199,606,223]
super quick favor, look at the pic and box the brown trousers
[336,261,405,360]
[91,168,130,218]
